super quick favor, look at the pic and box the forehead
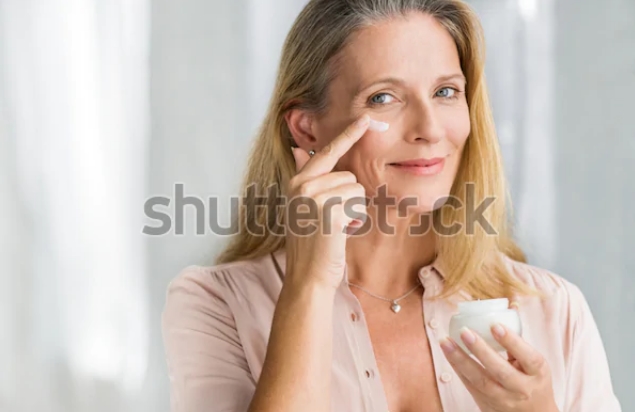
[332,12,462,93]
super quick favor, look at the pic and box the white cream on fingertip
[368,119,389,132]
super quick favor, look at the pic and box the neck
[345,208,436,297]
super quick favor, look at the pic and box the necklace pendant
[390,301,401,313]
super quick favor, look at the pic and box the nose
[403,99,445,144]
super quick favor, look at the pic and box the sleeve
[563,283,621,412]
[161,266,256,412]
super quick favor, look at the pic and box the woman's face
[312,12,470,213]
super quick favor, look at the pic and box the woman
[162,0,621,411]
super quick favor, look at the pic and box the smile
[387,157,446,176]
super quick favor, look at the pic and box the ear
[284,108,317,151]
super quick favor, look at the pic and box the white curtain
[0,1,150,411]
[471,0,557,268]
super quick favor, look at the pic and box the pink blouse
[161,249,621,411]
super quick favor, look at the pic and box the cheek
[445,108,471,149]
[446,113,469,166]
[439,115,469,192]
[446,111,470,176]
[337,131,391,178]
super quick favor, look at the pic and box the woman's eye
[369,93,395,105]
[435,87,457,98]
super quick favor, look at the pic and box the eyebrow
[352,73,467,99]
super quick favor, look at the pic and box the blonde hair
[218,0,534,300]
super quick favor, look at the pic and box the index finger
[300,114,370,177]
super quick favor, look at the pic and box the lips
[389,157,445,167]
[388,157,446,176]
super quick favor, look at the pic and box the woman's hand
[285,114,370,290]
[440,324,559,412]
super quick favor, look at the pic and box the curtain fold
[0,1,150,410]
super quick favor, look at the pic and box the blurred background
[0,0,633,411]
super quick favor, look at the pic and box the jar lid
[457,298,509,315]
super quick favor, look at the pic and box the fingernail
[440,337,456,353]
[355,114,370,127]
[492,324,506,338]
[368,119,389,132]
[460,326,476,345]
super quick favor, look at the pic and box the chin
[400,192,450,214]
[368,178,454,213]
[364,185,452,216]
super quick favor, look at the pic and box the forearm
[248,277,336,412]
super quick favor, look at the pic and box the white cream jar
[449,298,521,353]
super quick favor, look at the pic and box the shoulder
[501,254,585,302]
[164,254,282,322]
[499,255,597,342]
[166,254,276,292]
[165,251,284,308]
[500,255,593,332]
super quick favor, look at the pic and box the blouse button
[350,312,359,322]
[428,318,439,329]
[440,372,452,383]
[365,369,375,379]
